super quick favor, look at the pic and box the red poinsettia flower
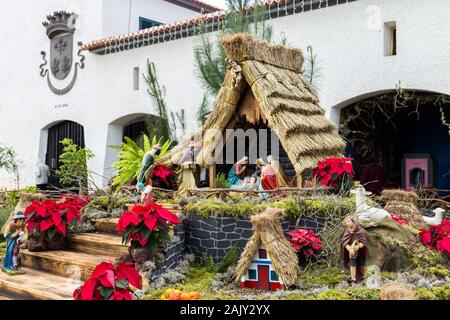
[419,220,450,253]
[73,261,141,300]
[314,157,354,190]
[288,229,323,257]
[390,214,409,225]
[436,237,450,257]
[117,200,180,255]
[24,195,88,240]
[152,164,176,185]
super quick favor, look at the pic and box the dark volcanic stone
[193,229,211,239]
[226,233,241,240]
[222,224,236,232]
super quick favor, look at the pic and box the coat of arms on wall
[40,11,85,95]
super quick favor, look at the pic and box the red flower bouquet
[313,157,354,194]
[73,261,142,300]
[419,220,450,257]
[24,195,89,249]
[117,201,180,256]
[288,229,323,257]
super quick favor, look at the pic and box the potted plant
[117,201,180,266]
[73,261,142,300]
[24,194,89,251]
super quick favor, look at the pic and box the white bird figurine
[351,185,391,224]
[423,208,446,226]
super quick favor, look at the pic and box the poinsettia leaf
[140,227,151,240]
[115,279,128,289]
[99,286,114,299]
[47,228,56,241]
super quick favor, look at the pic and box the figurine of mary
[227,156,249,187]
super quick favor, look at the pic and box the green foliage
[265,199,301,219]
[0,206,13,233]
[111,135,172,187]
[56,138,94,189]
[0,144,23,189]
[415,285,450,300]
[317,289,351,300]
[89,194,128,212]
[184,196,358,220]
[195,94,210,126]
[215,173,229,189]
[296,196,356,218]
[185,198,258,219]
[217,245,238,273]
[3,186,38,207]
[300,267,347,288]
[143,60,172,142]
[193,0,272,98]
[303,46,322,89]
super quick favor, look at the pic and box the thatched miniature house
[235,208,300,290]
[161,34,345,187]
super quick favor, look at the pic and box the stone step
[20,249,115,281]
[0,267,75,300]
[68,232,128,257]
[94,218,119,234]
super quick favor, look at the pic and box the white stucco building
[1,0,450,189]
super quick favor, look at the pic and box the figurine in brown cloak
[340,217,369,283]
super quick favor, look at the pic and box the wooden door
[258,265,270,290]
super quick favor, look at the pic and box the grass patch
[300,266,347,288]
[184,196,357,220]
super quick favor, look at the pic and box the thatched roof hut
[160,34,345,183]
[235,207,300,288]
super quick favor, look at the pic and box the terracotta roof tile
[80,0,314,52]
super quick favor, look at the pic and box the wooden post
[209,164,216,188]
[297,173,303,189]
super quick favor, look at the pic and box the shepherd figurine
[3,211,27,274]
[340,217,369,284]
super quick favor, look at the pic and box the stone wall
[184,214,322,263]
[151,222,186,280]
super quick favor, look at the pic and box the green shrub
[317,289,351,300]
[0,206,13,232]
[216,173,229,189]
[415,288,437,300]
[217,246,238,273]
[346,288,380,300]
[89,194,128,212]
[301,267,347,288]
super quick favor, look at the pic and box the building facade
[1,0,450,189]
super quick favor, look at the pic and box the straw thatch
[381,189,425,229]
[160,34,345,174]
[235,207,300,287]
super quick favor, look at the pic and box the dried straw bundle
[221,33,304,73]
[380,282,416,300]
[381,189,425,229]
[235,208,300,287]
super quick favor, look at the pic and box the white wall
[1,0,450,189]
[102,0,203,37]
